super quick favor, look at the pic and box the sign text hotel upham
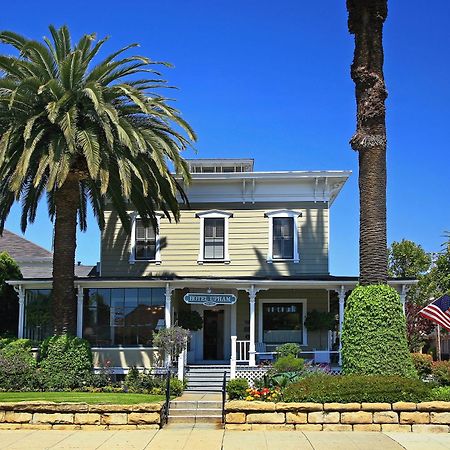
[183,293,237,307]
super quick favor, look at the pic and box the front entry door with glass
[203,309,224,360]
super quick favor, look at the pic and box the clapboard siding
[100,202,329,277]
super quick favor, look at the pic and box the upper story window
[196,210,232,263]
[129,214,162,264]
[204,218,225,259]
[265,210,301,263]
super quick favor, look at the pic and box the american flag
[419,294,450,331]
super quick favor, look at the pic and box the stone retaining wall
[225,400,450,432]
[0,402,163,430]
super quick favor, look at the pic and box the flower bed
[0,401,163,430]
[224,400,450,432]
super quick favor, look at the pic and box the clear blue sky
[1,1,449,276]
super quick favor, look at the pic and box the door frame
[188,304,232,364]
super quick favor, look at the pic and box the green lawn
[0,392,165,404]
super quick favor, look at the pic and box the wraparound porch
[8,276,414,372]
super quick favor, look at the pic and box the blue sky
[1,1,449,275]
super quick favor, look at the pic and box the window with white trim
[196,210,232,263]
[130,215,161,264]
[265,210,301,263]
[135,218,156,260]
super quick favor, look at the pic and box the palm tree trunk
[52,174,79,334]
[347,0,388,285]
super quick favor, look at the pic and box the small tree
[0,252,22,336]
[342,285,416,377]
[153,326,190,367]
[389,240,431,279]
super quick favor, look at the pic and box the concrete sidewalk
[1,426,450,449]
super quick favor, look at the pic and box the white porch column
[230,335,237,379]
[164,283,174,328]
[14,285,25,339]
[337,285,347,366]
[76,285,84,338]
[247,285,257,367]
[399,284,408,315]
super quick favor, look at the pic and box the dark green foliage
[272,355,304,373]
[177,311,203,331]
[411,353,433,378]
[432,361,450,386]
[124,368,184,396]
[275,343,300,358]
[0,338,37,390]
[342,285,416,377]
[39,334,93,390]
[304,310,336,331]
[226,378,249,400]
[283,374,431,403]
[0,252,22,336]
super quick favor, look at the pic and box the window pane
[135,218,157,260]
[273,217,294,259]
[263,302,303,344]
[24,290,53,342]
[204,218,225,259]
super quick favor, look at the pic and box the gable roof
[0,229,52,262]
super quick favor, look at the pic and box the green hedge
[283,374,431,403]
[40,334,93,390]
[227,378,249,400]
[342,285,416,378]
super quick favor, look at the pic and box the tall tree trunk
[52,174,79,334]
[347,0,388,285]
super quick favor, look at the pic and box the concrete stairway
[168,400,223,424]
[185,365,230,392]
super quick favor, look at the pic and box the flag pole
[437,325,442,361]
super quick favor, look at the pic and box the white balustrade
[236,340,250,362]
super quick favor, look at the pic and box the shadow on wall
[251,204,328,278]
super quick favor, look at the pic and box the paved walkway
[1,426,450,449]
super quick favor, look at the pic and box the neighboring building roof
[0,229,95,279]
[0,229,52,262]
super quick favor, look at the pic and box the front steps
[168,400,222,424]
[185,365,230,392]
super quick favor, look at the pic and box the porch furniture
[255,342,276,362]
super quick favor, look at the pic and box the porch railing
[230,336,250,379]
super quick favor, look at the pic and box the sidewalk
[1,426,450,450]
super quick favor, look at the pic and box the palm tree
[346,0,388,285]
[0,26,196,334]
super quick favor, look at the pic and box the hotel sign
[183,293,237,307]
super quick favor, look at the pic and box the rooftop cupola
[187,158,254,173]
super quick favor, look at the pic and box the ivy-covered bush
[283,374,431,403]
[0,339,37,390]
[39,334,93,390]
[342,285,416,377]
[275,343,300,358]
[227,378,249,400]
[432,361,450,386]
[411,353,433,378]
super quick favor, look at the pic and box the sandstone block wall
[0,402,163,430]
[225,401,450,432]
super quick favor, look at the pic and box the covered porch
[8,276,414,375]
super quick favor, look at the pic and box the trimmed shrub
[39,334,93,390]
[272,355,304,373]
[411,353,433,378]
[227,378,249,400]
[275,343,301,358]
[342,285,416,377]
[283,374,431,403]
[0,339,37,390]
[432,361,450,386]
